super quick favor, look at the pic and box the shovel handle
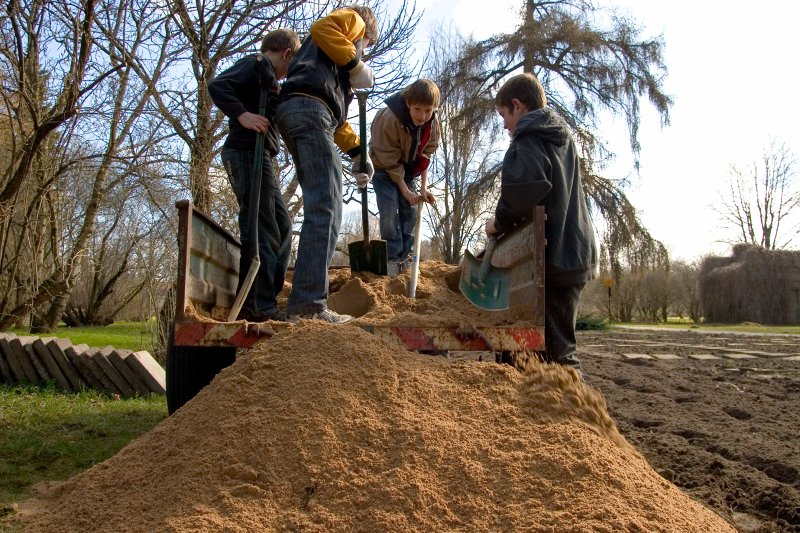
[356,91,370,243]
[361,187,369,244]
[357,92,368,170]
[248,55,270,263]
[480,236,498,282]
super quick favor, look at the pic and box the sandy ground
[4,260,798,531]
[5,323,741,533]
[577,327,800,532]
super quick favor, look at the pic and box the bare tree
[671,259,701,323]
[457,0,671,163]
[0,0,186,332]
[63,186,163,326]
[0,0,103,207]
[635,269,673,323]
[93,0,299,211]
[717,140,798,250]
[0,0,111,330]
[422,30,504,263]
[612,272,637,323]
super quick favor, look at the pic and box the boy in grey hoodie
[486,73,597,375]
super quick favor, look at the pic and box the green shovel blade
[459,249,510,311]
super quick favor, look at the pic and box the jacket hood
[385,92,416,130]
[515,107,569,146]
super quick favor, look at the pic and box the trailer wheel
[166,334,236,415]
[496,351,515,366]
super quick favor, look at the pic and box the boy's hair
[260,28,301,54]
[345,5,379,44]
[403,79,440,108]
[495,73,547,111]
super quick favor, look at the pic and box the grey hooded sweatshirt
[493,107,597,286]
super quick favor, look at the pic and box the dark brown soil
[578,327,800,532]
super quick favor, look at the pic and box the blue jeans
[372,170,417,261]
[221,148,291,315]
[277,96,342,315]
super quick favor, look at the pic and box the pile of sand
[203,261,535,326]
[205,261,525,327]
[11,323,733,532]
[329,261,535,326]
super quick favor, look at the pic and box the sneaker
[237,309,287,322]
[387,260,400,277]
[288,309,354,324]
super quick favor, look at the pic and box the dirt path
[578,327,800,532]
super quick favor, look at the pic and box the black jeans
[222,148,292,315]
[544,282,585,374]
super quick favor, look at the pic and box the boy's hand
[485,217,498,236]
[238,112,270,133]
[350,154,374,188]
[400,187,419,205]
[421,190,435,205]
[349,61,375,89]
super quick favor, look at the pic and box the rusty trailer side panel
[175,199,240,323]
[490,206,546,328]
[359,326,544,352]
[172,201,545,352]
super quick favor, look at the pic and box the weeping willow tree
[443,0,672,275]
[424,31,504,263]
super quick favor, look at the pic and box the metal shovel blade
[227,258,260,322]
[459,240,510,311]
[348,239,388,275]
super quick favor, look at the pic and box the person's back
[280,6,377,146]
[501,107,595,286]
[209,30,299,156]
[208,28,300,322]
[487,72,596,376]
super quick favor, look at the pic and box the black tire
[496,351,515,366]
[166,330,237,415]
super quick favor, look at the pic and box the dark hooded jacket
[208,54,282,155]
[494,107,597,286]
[280,35,358,131]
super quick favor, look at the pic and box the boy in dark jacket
[277,6,378,324]
[208,28,301,322]
[486,73,597,375]
[369,79,440,275]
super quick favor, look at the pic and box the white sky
[412,0,800,262]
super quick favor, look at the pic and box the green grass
[0,382,166,506]
[576,314,610,331]
[10,321,155,353]
[612,322,800,335]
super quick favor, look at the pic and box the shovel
[459,236,510,311]
[227,56,269,322]
[406,184,426,298]
[348,92,388,275]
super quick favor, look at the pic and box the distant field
[613,322,800,335]
[10,321,155,352]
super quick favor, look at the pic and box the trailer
[167,200,546,413]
